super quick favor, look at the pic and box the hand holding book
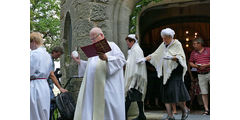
[97,52,108,61]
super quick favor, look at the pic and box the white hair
[161,28,175,38]
[90,27,103,35]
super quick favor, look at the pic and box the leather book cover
[80,44,97,58]
[94,38,111,53]
[80,38,111,58]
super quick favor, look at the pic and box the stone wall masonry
[73,19,95,37]
[74,2,91,21]
[96,0,109,4]
[64,78,83,102]
[90,2,108,21]
[96,20,113,42]
[74,36,92,60]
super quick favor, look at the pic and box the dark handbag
[55,92,75,120]
[55,76,79,120]
[127,88,142,102]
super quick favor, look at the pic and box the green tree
[30,0,61,52]
[129,0,162,34]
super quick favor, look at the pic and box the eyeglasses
[90,33,100,41]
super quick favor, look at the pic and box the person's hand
[145,56,151,61]
[59,88,68,93]
[72,51,79,58]
[71,53,80,59]
[97,52,108,61]
[71,53,80,62]
[136,58,146,64]
[199,64,208,70]
[201,64,209,67]
[172,56,178,61]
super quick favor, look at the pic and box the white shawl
[149,39,187,85]
[125,43,147,100]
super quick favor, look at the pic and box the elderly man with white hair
[72,27,126,120]
[124,34,147,120]
[137,28,190,120]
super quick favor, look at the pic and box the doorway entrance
[138,1,210,110]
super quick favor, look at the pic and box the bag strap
[63,76,82,89]
[54,68,82,89]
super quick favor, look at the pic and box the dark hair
[192,37,204,45]
[125,35,138,43]
[125,37,135,43]
[51,46,64,54]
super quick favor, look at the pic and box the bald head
[90,27,103,35]
[89,27,105,43]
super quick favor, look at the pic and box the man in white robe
[72,27,126,120]
[124,34,147,120]
[30,32,53,120]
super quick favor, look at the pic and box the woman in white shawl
[137,28,190,120]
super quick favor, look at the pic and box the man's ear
[100,33,104,38]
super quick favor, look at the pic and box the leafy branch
[30,0,61,52]
[129,0,162,34]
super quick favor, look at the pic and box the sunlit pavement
[128,110,210,120]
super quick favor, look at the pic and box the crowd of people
[30,27,210,120]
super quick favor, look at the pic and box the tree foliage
[30,0,61,52]
[129,0,162,34]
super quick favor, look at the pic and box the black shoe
[181,110,190,120]
[132,115,146,120]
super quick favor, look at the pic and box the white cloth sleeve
[78,60,88,77]
[30,52,39,76]
[106,43,126,75]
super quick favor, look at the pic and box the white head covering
[161,28,175,38]
[127,34,138,43]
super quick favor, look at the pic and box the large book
[80,38,112,58]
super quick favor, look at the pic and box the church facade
[60,0,210,107]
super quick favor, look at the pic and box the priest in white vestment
[124,34,147,120]
[30,32,53,120]
[72,27,126,120]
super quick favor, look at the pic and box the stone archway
[63,12,72,56]
[62,12,72,81]
[112,0,210,55]
[111,0,140,56]
[61,10,82,101]
[138,0,210,44]
[137,0,210,58]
